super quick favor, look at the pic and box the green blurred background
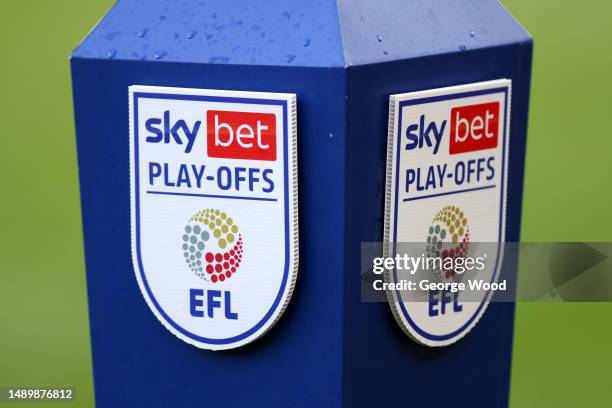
[0,1,610,406]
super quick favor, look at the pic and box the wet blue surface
[73,0,345,66]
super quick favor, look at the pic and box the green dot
[201,231,210,241]
[197,242,205,250]
[218,238,227,249]
[193,225,201,234]
[190,236,197,244]
[189,245,195,253]
[185,225,192,233]
[183,234,189,242]
[182,244,188,250]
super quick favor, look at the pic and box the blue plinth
[71,0,532,406]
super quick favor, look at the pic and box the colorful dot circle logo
[426,205,470,281]
[181,208,243,283]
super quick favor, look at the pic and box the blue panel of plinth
[71,1,532,406]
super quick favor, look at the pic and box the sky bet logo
[131,86,298,350]
[405,101,499,155]
[386,80,510,347]
[144,109,277,160]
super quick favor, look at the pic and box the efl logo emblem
[129,86,298,350]
[385,80,511,346]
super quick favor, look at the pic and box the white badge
[384,80,511,346]
[129,86,298,350]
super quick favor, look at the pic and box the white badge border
[128,85,299,350]
[383,79,512,347]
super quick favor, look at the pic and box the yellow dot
[214,218,221,226]
[231,225,238,233]
[214,229,221,238]
[218,238,227,249]
[215,210,220,215]
[455,220,460,228]
[221,225,228,233]
[453,234,458,243]
[462,218,467,226]
[227,218,233,225]
[208,222,215,230]
[227,233,234,243]
[210,215,216,221]
[459,228,464,236]
[221,213,227,219]
[450,226,455,233]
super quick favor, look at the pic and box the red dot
[215,253,222,262]
[231,267,236,272]
[206,265,214,274]
[225,271,232,278]
[230,259,235,265]
[219,274,226,282]
[235,262,240,268]
[205,253,214,262]
[222,253,229,260]
[230,250,235,256]
[223,262,229,269]
[215,264,222,273]
[211,275,218,283]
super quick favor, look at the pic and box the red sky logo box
[207,110,277,161]
[449,102,500,155]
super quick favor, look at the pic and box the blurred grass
[0,1,115,407]
[503,0,612,407]
[0,1,610,407]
